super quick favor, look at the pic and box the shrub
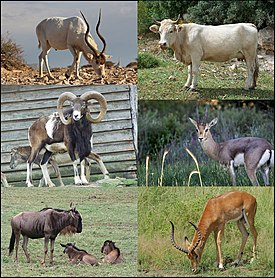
[138,52,161,69]
[1,32,26,70]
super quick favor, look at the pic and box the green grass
[138,36,274,100]
[138,187,274,277]
[1,186,137,277]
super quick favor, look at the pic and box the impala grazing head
[170,191,258,273]
[189,107,274,186]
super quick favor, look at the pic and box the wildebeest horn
[60,243,66,247]
[169,221,189,254]
[57,92,77,125]
[80,11,98,56]
[96,9,107,55]
[171,14,181,24]
[189,222,201,253]
[80,91,107,123]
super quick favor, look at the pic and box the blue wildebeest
[101,240,122,264]
[8,204,82,264]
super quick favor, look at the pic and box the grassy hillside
[138,186,274,277]
[1,186,137,277]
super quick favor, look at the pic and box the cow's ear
[176,25,183,32]
[149,24,159,33]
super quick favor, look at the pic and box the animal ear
[104,54,112,58]
[149,24,159,33]
[189,117,198,128]
[86,53,93,60]
[176,25,183,32]
[209,118,218,128]
[184,236,191,247]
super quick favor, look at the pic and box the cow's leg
[184,64,193,89]
[22,235,30,263]
[40,150,56,187]
[244,58,255,90]
[190,60,201,91]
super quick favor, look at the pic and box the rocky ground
[1,63,137,85]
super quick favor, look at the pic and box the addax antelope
[189,111,274,186]
[170,191,258,272]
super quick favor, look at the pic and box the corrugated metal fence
[1,84,137,187]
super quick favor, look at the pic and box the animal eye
[205,128,209,132]
[169,30,173,33]
[196,128,199,132]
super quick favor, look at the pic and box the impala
[189,112,274,186]
[170,191,258,272]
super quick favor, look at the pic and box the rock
[258,26,274,53]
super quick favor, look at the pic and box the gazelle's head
[189,117,218,143]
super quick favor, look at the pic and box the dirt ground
[1,63,137,85]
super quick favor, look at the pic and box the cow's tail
[8,229,15,255]
[253,54,259,88]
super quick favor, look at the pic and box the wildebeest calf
[8,204,82,264]
[60,242,98,265]
[101,240,122,264]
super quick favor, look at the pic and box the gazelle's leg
[229,161,237,185]
[245,167,259,186]
[260,166,270,186]
[233,219,249,266]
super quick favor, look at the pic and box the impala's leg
[184,64,192,89]
[49,239,55,264]
[247,210,258,263]
[215,224,225,270]
[213,229,220,267]
[22,235,30,263]
[233,219,249,266]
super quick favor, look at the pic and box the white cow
[150,16,259,91]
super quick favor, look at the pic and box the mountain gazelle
[189,109,274,186]
[170,191,258,272]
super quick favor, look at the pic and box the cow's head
[149,15,182,49]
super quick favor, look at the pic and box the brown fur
[101,240,122,264]
[60,243,98,266]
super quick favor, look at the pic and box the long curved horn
[169,221,189,254]
[57,92,77,125]
[80,91,107,123]
[96,9,107,55]
[189,222,201,253]
[152,16,161,25]
[80,10,98,56]
[171,14,181,24]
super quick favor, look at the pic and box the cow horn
[169,221,189,254]
[80,91,107,123]
[80,11,99,56]
[189,222,201,253]
[152,17,161,25]
[171,14,181,24]
[57,92,77,125]
[96,9,107,55]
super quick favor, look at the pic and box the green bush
[138,52,161,69]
